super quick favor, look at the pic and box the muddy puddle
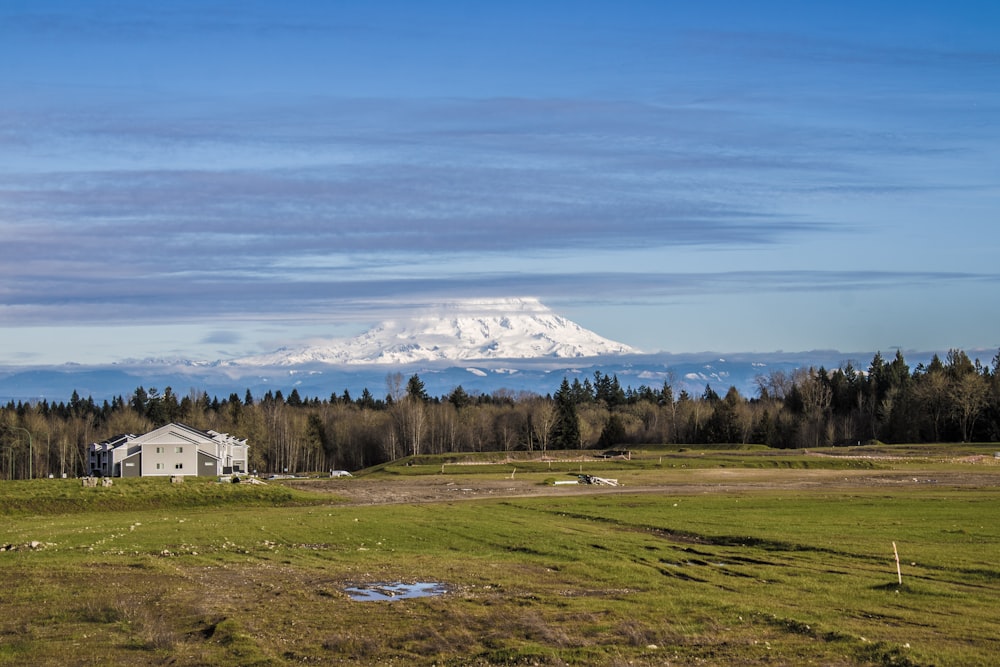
[345,582,448,602]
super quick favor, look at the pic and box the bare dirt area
[285,476,567,505]
[283,465,1000,506]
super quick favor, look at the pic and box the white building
[88,423,249,478]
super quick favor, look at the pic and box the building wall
[113,444,137,475]
[88,448,107,476]
[197,450,220,476]
[121,452,142,477]
[140,442,198,477]
[231,445,248,472]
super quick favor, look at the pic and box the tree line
[2,349,999,479]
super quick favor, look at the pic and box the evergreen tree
[597,413,627,448]
[161,386,179,422]
[406,374,429,402]
[227,393,243,424]
[448,385,472,410]
[705,386,742,443]
[593,372,626,407]
[307,413,337,466]
[570,378,590,404]
[146,387,167,425]
[659,381,674,406]
[550,378,581,449]
[358,388,376,410]
[130,387,148,415]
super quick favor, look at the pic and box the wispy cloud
[2,2,998,360]
[201,330,243,345]
[1,93,849,266]
[3,263,996,329]
[0,77,988,331]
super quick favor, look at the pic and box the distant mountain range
[0,298,926,403]
[230,297,635,365]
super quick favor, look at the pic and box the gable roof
[93,423,248,453]
[91,433,133,451]
[132,423,214,447]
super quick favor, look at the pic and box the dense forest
[2,348,999,480]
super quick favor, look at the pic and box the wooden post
[893,541,902,585]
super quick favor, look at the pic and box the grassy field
[1,445,998,665]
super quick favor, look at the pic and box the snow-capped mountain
[231,297,636,366]
[0,296,902,404]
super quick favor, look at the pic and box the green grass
[1,447,998,665]
[0,475,332,516]
[380,453,885,478]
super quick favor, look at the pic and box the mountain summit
[234,298,636,366]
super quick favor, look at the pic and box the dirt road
[284,466,1000,506]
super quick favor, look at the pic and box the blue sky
[1,0,998,365]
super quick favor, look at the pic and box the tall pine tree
[550,378,581,449]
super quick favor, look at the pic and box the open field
[1,444,999,665]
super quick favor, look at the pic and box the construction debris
[576,474,619,487]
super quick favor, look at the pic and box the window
[175,463,183,470]
[175,446,183,453]
[155,463,163,470]
[155,447,163,453]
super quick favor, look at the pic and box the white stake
[893,541,902,585]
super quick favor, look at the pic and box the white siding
[90,423,251,478]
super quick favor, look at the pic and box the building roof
[92,423,248,451]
